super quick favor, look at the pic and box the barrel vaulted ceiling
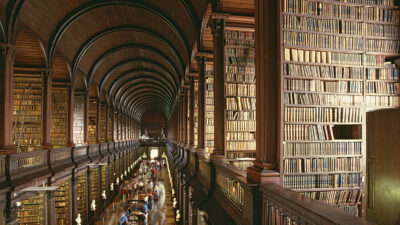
[0,0,210,121]
[0,0,253,121]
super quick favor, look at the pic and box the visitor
[118,210,128,225]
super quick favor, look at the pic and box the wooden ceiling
[1,0,253,121]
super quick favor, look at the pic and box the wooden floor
[94,163,175,225]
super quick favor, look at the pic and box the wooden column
[0,44,15,153]
[196,55,205,151]
[179,100,183,144]
[68,86,75,146]
[84,94,89,145]
[42,69,53,148]
[96,99,101,143]
[210,15,226,157]
[183,90,188,146]
[247,0,280,183]
[189,76,195,149]
[106,105,111,142]
[111,107,116,142]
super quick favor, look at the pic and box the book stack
[73,95,85,146]
[280,0,400,216]
[51,88,69,148]
[224,29,256,160]
[205,62,215,155]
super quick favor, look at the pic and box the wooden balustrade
[88,144,100,161]
[8,150,49,185]
[165,139,378,225]
[261,183,375,225]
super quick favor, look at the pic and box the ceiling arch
[71,25,185,79]
[47,0,192,67]
[6,0,209,121]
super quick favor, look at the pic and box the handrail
[261,183,375,225]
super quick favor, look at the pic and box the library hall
[0,0,399,224]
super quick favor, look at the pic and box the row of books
[226,111,256,120]
[283,173,362,189]
[366,66,400,80]
[365,95,400,106]
[226,141,256,151]
[365,82,400,94]
[284,107,363,123]
[338,205,359,216]
[12,102,42,111]
[283,157,362,173]
[284,92,364,105]
[283,142,362,157]
[225,39,255,47]
[226,120,256,131]
[364,0,397,5]
[226,152,255,160]
[13,115,41,122]
[284,79,363,93]
[224,31,255,40]
[285,48,385,66]
[226,65,255,74]
[302,189,362,204]
[284,124,336,141]
[284,31,364,51]
[366,23,400,38]
[366,39,400,54]
[225,48,255,57]
[283,15,363,35]
[225,73,255,82]
[226,97,256,110]
[365,7,400,23]
[51,89,69,147]
[226,131,255,141]
[284,1,364,19]
[225,83,256,96]
[225,57,255,65]
[13,88,42,95]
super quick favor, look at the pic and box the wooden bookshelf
[73,94,85,146]
[88,98,97,144]
[113,112,118,141]
[76,173,87,224]
[194,79,199,147]
[101,165,108,197]
[17,193,45,225]
[99,104,107,143]
[13,74,43,152]
[279,0,400,217]
[205,61,215,156]
[187,85,191,146]
[224,27,256,160]
[54,180,71,225]
[51,87,69,148]
[107,107,113,141]
[89,168,100,212]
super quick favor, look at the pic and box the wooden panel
[219,0,254,15]
[201,3,213,52]
[52,55,71,82]
[14,30,46,67]
[74,70,86,91]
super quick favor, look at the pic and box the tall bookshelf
[101,165,108,198]
[99,104,107,143]
[194,79,199,147]
[54,180,71,225]
[17,194,45,225]
[51,87,69,148]
[90,168,100,212]
[88,98,97,144]
[280,0,400,217]
[224,28,256,160]
[13,74,43,152]
[76,173,87,223]
[113,112,118,141]
[73,94,85,146]
[205,61,215,156]
[107,107,113,141]
[187,85,191,146]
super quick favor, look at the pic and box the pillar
[0,44,15,153]
[196,55,205,151]
[210,15,227,157]
[247,0,280,183]
[189,76,195,149]
[68,86,75,146]
[96,98,101,143]
[42,69,53,148]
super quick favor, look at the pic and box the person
[148,195,154,210]
[119,211,128,225]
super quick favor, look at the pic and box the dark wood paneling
[14,30,46,66]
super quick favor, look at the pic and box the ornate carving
[209,18,225,37]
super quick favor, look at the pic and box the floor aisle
[94,162,175,225]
